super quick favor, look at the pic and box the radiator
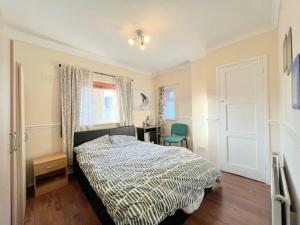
[272,153,291,225]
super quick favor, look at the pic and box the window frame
[164,87,176,121]
[91,81,119,126]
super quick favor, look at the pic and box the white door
[11,62,26,225]
[218,56,268,182]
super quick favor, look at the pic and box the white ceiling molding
[206,27,276,53]
[1,0,277,74]
[271,0,281,28]
[154,61,191,76]
[7,25,277,77]
[1,0,276,73]
[8,27,152,76]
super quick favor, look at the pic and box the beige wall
[155,66,193,149]
[190,29,279,165]
[13,41,156,185]
[13,23,287,206]
[190,59,209,157]
[0,12,11,225]
[278,0,300,222]
[154,30,279,161]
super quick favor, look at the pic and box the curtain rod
[58,64,133,81]
[160,82,179,88]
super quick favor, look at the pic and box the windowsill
[93,122,120,126]
[80,122,120,131]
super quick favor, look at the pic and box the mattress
[74,139,222,225]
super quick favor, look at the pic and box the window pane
[168,90,175,100]
[165,88,176,120]
[92,87,119,125]
[103,89,117,123]
[92,88,104,124]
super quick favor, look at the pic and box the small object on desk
[32,152,68,197]
[136,125,161,144]
[146,116,150,126]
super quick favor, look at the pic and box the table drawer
[34,158,67,176]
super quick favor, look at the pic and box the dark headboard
[73,126,135,147]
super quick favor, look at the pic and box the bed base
[73,153,190,225]
[73,126,190,225]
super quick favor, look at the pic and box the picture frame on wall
[287,27,293,75]
[133,89,152,110]
[283,34,287,73]
[292,54,300,110]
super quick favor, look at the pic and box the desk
[136,125,161,144]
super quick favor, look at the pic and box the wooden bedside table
[33,152,68,197]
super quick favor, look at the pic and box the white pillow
[88,134,111,145]
[74,134,111,153]
[109,135,137,144]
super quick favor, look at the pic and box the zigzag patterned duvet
[75,140,222,225]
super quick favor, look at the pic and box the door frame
[10,49,26,225]
[216,55,270,183]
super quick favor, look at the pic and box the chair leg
[186,139,188,149]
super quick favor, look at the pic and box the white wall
[278,0,300,223]
[190,30,279,165]
[0,12,11,225]
[12,41,156,186]
[155,65,193,149]
[154,30,279,164]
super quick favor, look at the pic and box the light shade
[140,44,145,50]
[128,38,134,45]
[144,36,150,43]
[128,29,149,50]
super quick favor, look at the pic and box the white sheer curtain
[60,65,93,164]
[79,72,94,130]
[114,76,133,126]
[158,86,167,137]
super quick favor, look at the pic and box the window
[92,82,119,125]
[165,88,176,120]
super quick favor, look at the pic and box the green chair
[164,123,188,148]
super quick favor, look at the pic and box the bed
[73,126,222,225]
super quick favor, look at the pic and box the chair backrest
[171,123,188,137]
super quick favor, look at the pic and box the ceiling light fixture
[128,29,150,50]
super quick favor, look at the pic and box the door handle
[9,132,17,153]
[25,131,29,142]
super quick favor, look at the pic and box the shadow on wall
[283,130,300,224]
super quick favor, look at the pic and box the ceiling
[0,0,277,73]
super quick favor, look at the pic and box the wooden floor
[25,172,271,225]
